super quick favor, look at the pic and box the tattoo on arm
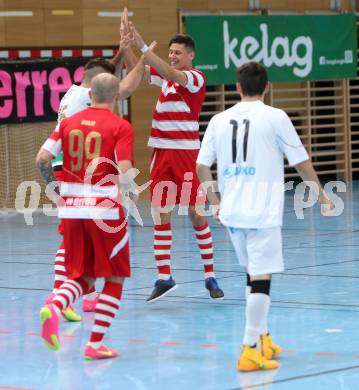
[38,160,60,195]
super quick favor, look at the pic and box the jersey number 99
[68,129,102,173]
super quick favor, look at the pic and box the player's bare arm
[36,148,59,194]
[196,163,221,223]
[129,22,188,87]
[118,55,145,100]
[294,159,334,214]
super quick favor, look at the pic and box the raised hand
[129,21,146,49]
[148,40,157,51]
[120,7,129,37]
[119,8,134,51]
[120,32,132,50]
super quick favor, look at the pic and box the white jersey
[55,84,91,129]
[197,100,309,228]
[52,84,91,168]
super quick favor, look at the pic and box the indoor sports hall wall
[0,0,357,208]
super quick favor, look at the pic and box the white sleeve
[275,111,309,166]
[183,70,205,93]
[197,118,217,167]
[150,75,164,87]
[41,128,62,157]
[42,138,62,157]
[149,67,165,87]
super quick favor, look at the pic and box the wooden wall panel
[130,8,150,25]
[0,0,4,47]
[4,9,45,46]
[82,9,121,46]
[263,0,353,11]
[44,9,83,46]
[207,0,249,11]
[44,0,82,8]
[286,0,329,11]
[177,0,209,9]
[128,0,154,8]
[148,0,177,43]
[82,0,127,9]
[261,0,287,9]
[3,0,43,9]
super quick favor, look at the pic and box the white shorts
[227,226,284,275]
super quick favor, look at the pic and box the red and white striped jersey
[148,67,206,150]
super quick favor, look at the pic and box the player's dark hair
[85,58,116,75]
[169,34,196,53]
[237,62,268,96]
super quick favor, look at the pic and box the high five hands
[120,8,157,53]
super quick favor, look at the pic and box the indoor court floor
[1,182,359,389]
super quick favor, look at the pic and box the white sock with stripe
[243,293,270,346]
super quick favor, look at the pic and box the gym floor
[0,182,358,389]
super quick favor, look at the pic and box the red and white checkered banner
[0,48,116,59]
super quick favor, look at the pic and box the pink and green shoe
[84,344,118,360]
[46,292,82,322]
[40,304,59,351]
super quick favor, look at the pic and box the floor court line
[2,284,359,311]
[284,272,359,279]
[230,364,359,390]
[286,259,359,271]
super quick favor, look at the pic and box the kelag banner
[186,15,357,85]
[0,58,87,124]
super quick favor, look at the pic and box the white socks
[243,293,270,346]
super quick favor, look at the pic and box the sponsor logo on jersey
[81,119,96,126]
[222,165,256,178]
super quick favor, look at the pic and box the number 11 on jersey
[230,119,250,163]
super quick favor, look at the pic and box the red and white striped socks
[194,222,215,279]
[53,241,67,291]
[52,240,96,296]
[153,222,215,280]
[51,278,89,315]
[88,282,123,349]
[154,223,172,280]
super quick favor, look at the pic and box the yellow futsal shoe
[237,346,279,372]
[62,305,82,322]
[258,334,282,360]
